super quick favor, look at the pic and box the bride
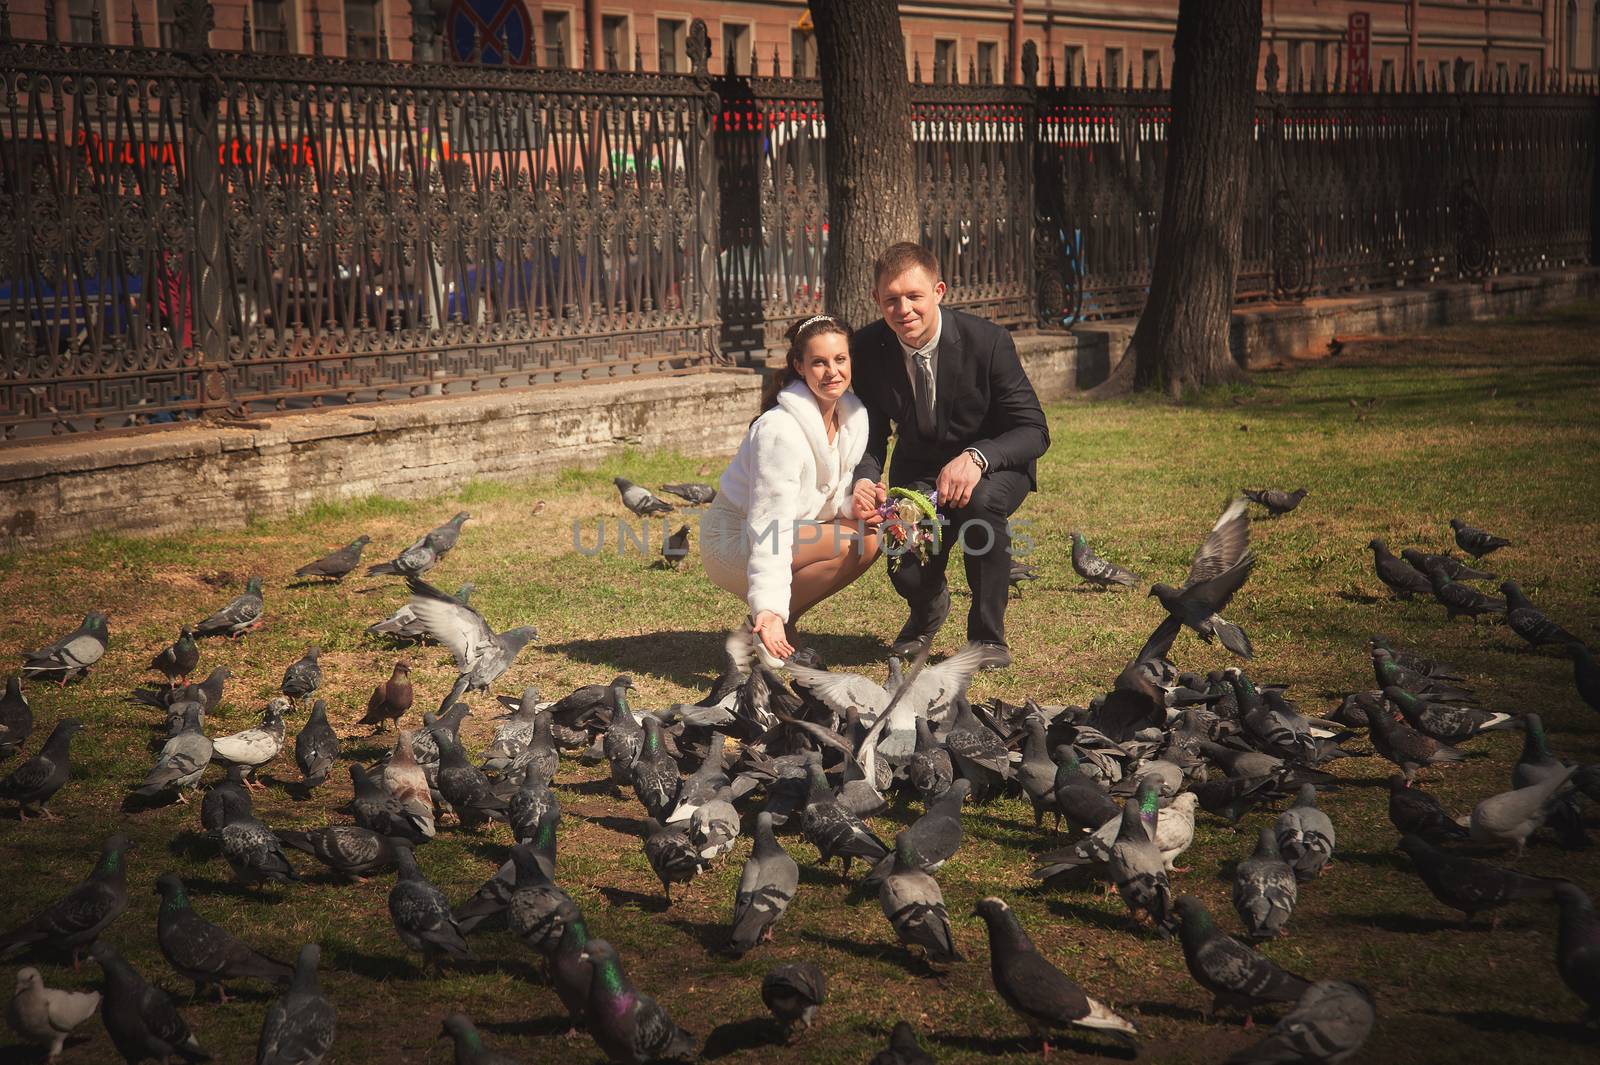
[701,314,881,661]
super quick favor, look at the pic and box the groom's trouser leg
[943,471,1031,646]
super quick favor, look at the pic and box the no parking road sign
[448,0,533,66]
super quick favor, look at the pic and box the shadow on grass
[665,914,730,955]
[182,876,292,903]
[1330,910,1488,934]
[478,1014,576,1040]
[1424,1008,1598,1043]
[544,629,895,690]
[599,885,670,913]
[1042,897,1140,935]
[703,1016,781,1059]
[933,1030,1138,1060]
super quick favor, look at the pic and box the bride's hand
[751,611,794,660]
[852,478,887,525]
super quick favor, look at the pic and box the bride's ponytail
[755,314,853,422]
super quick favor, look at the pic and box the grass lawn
[1,301,1598,1064]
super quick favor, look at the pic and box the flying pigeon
[389,843,473,972]
[1397,834,1566,923]
[439,1013,525,1065]
[1386,775,1469,843]
[1173,896,1310,1022]
[276,826,401,882]
[149,628,199,688]
[1274,784,1335,882]
[293,699,339,791]
[1367,539,1434,599]
[294,535,371,581]
[1069,531,1142,589]
[878,832,961,964]
[153,873,292,1001]
[1501,580,1583,648]
[21,612,108,684]
[1225,981,1375,1064]
[367,512,471,577]
[1241,487,1307,517]
[729,812,799,956]
[973,897,1138,1052]
[210,700,287,789]
[256,944,336,1065]
[761,962,826,1040]
[614,477,674,516]
[0,832,130,965]
[1148,498,1256,658]
[279,646,322,703]
[367,583,475,642]
[1,718,84,819]
[89,941,210,1064]
[7,966,101,1062]
[133,704,212,803]
[658,482,717,505]
[1233,827,1298,939]
[1450,517,1510,558]
[404,576,539,709]
[195,577,264,638]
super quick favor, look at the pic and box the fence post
[1451,58,1494,278]
[687,20,727,363]
[174,0,233,413]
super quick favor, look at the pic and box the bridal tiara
[796,314,836,331]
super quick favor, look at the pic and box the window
[1285,40,1302,88]
[157,0,178,48]
[601,14,628,70]
[1105,47,1123,87]
[1063,44,1083,85]
[1380,57,1395,89]
[933,39,958,84]
[1460,60,1476,88]
[345,0,380,59]
[253,0,289,54]
[1567,0,1579,70]
[1437,59,1452,88]
[722,22,751,75]
[1517,61,1531,85]
[1142,48,1160,87]
[542,10,570,68]
[791,28,815,78]
[1313,41,1328,87]
[1494,60,1508,86]
[68,0,97,42]
[657,17,685,73]
[971,40,998,84]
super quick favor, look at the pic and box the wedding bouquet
[876,486,941,571]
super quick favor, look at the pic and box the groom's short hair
[873,242,942,287]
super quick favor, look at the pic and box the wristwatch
[963,447,989,473]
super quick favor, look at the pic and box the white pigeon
[1470,764,1577,855]
[210,698,288,789]
[8,967,101,1061]
[1155,792,1197,872]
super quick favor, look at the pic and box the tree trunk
[811,0,918,332]
[1127,0,1263,394]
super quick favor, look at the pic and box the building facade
[11,1,1600,86]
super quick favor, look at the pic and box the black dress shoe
[890,586,950,657]
[971,641,1012,670]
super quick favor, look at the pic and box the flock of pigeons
[1,481,1597,1064]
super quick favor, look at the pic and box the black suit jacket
[849,308,1050,491]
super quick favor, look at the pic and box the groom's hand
[937,452,983,509]
[851,479,887,525]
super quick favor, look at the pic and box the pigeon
[1173,896,1310,1021]
[1274,784,1335,882]
[1551,882,1600,1023]
[631,716,681,822]
[453,835,555,942]
[153,873,292,1000]
[195,577,264,638]
[1007,559,1042,598]
[133,704,212,803]
[972,897,1138,1051]
[484,701,558,779]
[293,699,339,791]
[942,694,1014,802]
[870,1021,935,1065]
[1225,980,1375,1064]
[688,792,740,862]
[505,839,572,951]
[1051,748,1121,835]
[1387,775,1469,842]
[1241,487,1307,516]
[1158,792,1199,872]
[1109,780,1173,931]
[294,535,371,581]
[1397,834,1566,922]
[867,779,968,884]
[0,675,31,761]
[1451,517,1510,558]
[580,939,694,1062]
[436,736,508,829]
[276,826,401,882]
[507,767,560,845]
[1383,686,1513,745]
[878,832,961,964]
[642,818,707,903]
[367,512,470,577]
[21,612,108,684]
[389,843,473,971]
[1400,548,1494,582]
[1367,539,1434,598]
[1070,531,1141,589]
[729,812,799,956]
[404,576,539,709]
[1469,765,1577,854]
[658,482,717,505]
[761,962,826,1040]
[547,901,595,1029]
[349,764,429,843]
[360,662,413,732]
[1,832,130,965]
[200,766,253,835]
[7,966,100,1062]
[801,759,888,877]
[1426,561,1506,620]
[367,583,475,642]
[1017,716,1059,828]
[279,646,322,703]
[1148,498,1255,658]
[666,732,729,825]
[89,941,210,1064]
[661,525,691,569]
[907,717,954,805]
[1,718,83,820]
[256,944,336,1065]
[220,803,300,884]
[149,628,200,688]
[129,666,232,716]
[1568,643,1600,714]
[1360,702,1464,782]
[439,1013,525,1065]
[614,477,674,516]
[1233,827,1298,939]
[1501,581,1583,648]
[210,700,287,789]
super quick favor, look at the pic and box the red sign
[1346,12,1371,92]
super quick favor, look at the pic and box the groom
[849,242,1050,665]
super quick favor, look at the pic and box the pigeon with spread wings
[1148,498,1256,659]
[404,576,539,711]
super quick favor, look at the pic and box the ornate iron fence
[1,10,1596,439]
